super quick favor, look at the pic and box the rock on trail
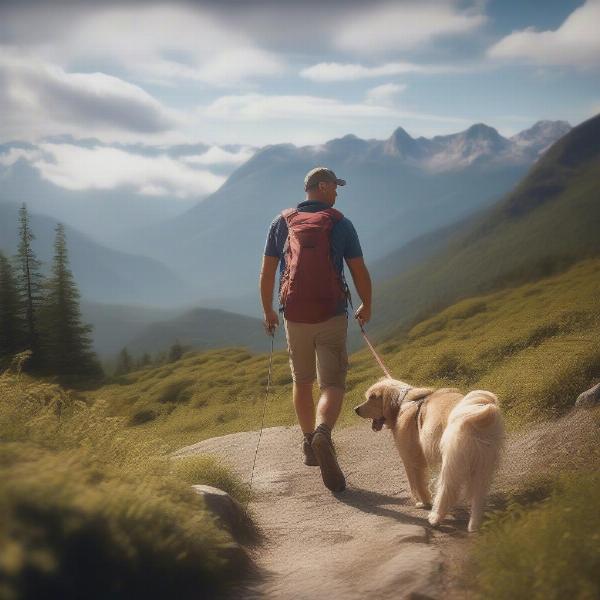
[175,425,468,599]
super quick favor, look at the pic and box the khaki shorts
[284,314,349,390]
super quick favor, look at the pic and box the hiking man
[259,167,372,492]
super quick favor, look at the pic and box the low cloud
[488,0,600,68]
[181,146,255,166]
[0,50,177,141]
[0,147,42,166]
[202,94,396,120]
[32,143,225,198]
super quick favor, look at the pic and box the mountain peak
[511,120,571,144]
[384,126,421,157]
[464,123,502,140]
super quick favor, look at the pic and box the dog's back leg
[467,473,493,532]
[428,454,462,527]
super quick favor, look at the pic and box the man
[259,166,372,493]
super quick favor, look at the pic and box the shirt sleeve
[342,218,363,259]
[264,216,282,257]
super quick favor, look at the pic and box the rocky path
[175,424,470,599]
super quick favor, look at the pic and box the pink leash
[357,322,393,379]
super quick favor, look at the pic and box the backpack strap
[324,207,344,223]
[281,208,298,223]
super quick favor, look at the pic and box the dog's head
[353,378,412,432]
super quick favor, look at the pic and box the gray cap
[304,167,346,191]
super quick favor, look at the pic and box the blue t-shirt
[263,200,363,315]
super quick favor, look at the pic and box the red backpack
[279,207,347,323]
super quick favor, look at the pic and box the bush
[471,472,600,600]
[0,373,252,600]
[170,454,251,504]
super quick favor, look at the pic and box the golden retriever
[354,378,504,532]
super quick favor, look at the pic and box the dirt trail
[175,424,471,599]
[173,407,598,599]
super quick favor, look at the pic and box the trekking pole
[249,325,276,499]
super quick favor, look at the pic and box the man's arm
[345,256,372,326]
[259,255,280,334]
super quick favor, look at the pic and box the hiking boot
[302,432,318,466]
[311,423,346,492]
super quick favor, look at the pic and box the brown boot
[311,423,346,492]
[302,432,318,466]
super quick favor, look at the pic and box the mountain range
[109,120,571,307]
[2,117,589,360]
[368,113,600,341]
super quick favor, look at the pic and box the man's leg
[293,381,316,433]
[315,385,344,429]
[284,318,319,466]
[311,315,348,492]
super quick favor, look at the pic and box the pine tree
[15,203,44,370]
[39,223,103,383]
[114,347,133,376]
[168,339,184,362]
[139,352,152,368]
[0,251,25,363]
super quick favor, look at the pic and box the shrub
[471,472,600,600]
[156,379,195,404]
[0,374,251,600]
[127,408,157,426]
[170,454,251,504]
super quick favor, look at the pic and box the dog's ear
[382,384,401,421]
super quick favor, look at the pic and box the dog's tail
[432,391,504,524]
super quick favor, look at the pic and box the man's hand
[346,257,372,328]
[354,303,371,327]
[263,308,280,336]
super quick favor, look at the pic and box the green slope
[370,113,600,338]
[93,258,600,447]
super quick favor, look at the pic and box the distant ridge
[369,113,600,339]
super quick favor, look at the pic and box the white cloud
[33,143,225,198]
[301,61,445,82]
[0,49,177,141]
[0,147,42,166]
[202,94,397,120]
[334,0,486,54]
[182,146,255,166]
[365,83,407,106]
[2,4,285,87]
[488,0,600,67]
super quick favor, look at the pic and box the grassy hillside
[94,257,600,450]
[124,307,285,357]
[370,113,600,339]
[0,368,252,599]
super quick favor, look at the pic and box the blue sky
[0,0,598,146]
[0,0,598,198]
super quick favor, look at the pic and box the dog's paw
[415,501,432,510]
[428,512,441,528]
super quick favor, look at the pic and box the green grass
[470,471,600,600]
[0,372,252,600]
[92,258,600,449]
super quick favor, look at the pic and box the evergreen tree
[0,251,25,363]
[15,203,44,370]
[114,347,133,376]
[39,223,103,383]
[139,352,152,368]
[168,339,184,362]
